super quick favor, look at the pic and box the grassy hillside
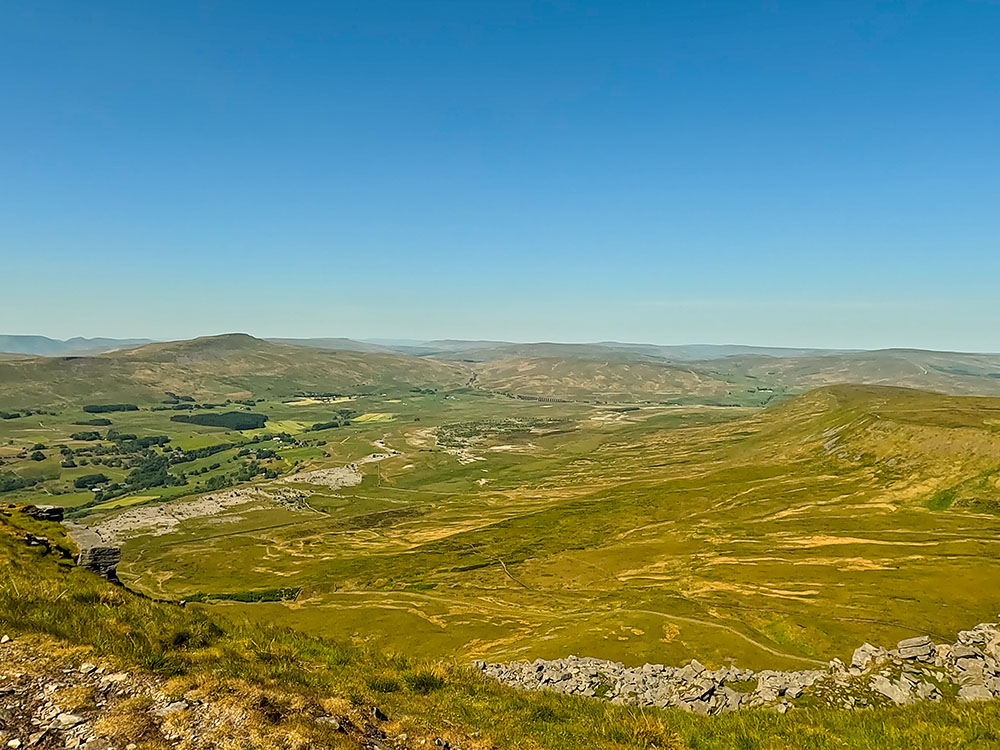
[712,349,1000,397]
[0,335,471,410]
[472,356,739,403]
[3,508,1000,749]
[4,337,1000,746]
[67,384,996,676]
[5,334,1000,412]
[464,346,1000,403]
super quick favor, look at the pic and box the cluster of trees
[310,420,342,431]
[162,392,195,404]
[91,452,187,503]
[1,409,54,420]
[73,473,108,489]
[309,409,355,431]
[199,460,276,492]
[124,453,175,489]
[83,404,138,413]
[151,402,227,412]
[73,418,112,426]
[166,441,236,464]
[238,446,277,459]
[0,472,39,493]
[171,412,267,430]
[70,431,102,441]
[108,430,170,450]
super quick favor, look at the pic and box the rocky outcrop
[0,637,440,750]
[61,521,123,584]
[22,505,64,522]
[477,619,1000,715]
[76,546,122,583]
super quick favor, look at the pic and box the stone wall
[477,620,1000,714]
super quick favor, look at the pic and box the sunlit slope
[714,349,1000,396]
[6,510,1000,750]
[115,385,1000,671]
[0,334,472,409]
[732,385,1000,509]
[472,348,1000,403]
[473,356,738,403]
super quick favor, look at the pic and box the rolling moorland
[3,333,1000,748]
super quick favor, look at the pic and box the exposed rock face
[22,505,64,522]
[76,546,122,583]
[478,619,1000,715]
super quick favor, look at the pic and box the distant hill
[0,335,153,356]
[0,333,470,409]
[4,333,1000,410]
[267,337,396,354]
[704,348,1000,397]
[357,340,855,362]
[473,356,736,403]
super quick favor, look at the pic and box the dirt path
[627,608,826,666]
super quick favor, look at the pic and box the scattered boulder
[870,675,910,705]
[896,636,935,661]
[851,642,886,672]
[50,712,85,730]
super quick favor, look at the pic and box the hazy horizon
[5,330,1000,356]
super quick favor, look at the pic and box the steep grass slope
[3,508,1000,749]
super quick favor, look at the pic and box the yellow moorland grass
[2,508,1000,750]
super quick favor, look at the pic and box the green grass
[6,341,1000,745]
[185,587,301,603]
[4,508,1000,749]
[92,384,1000,674]
[927,487,957,511]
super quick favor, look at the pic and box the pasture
[13,382,993,674]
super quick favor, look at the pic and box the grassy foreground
[2,509,999,749]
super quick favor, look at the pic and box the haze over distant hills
[0,335,153,357]
[3,333,1000,410]
[273,338,859,361]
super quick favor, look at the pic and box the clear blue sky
[2,1,998,350]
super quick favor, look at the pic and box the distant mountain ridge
[5,333,1000,410]
[0,335,153,356]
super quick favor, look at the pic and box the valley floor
[33,385,1000,675]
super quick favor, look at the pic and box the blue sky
[1,1,998,349]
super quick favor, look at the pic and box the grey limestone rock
[76,547,122,583]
